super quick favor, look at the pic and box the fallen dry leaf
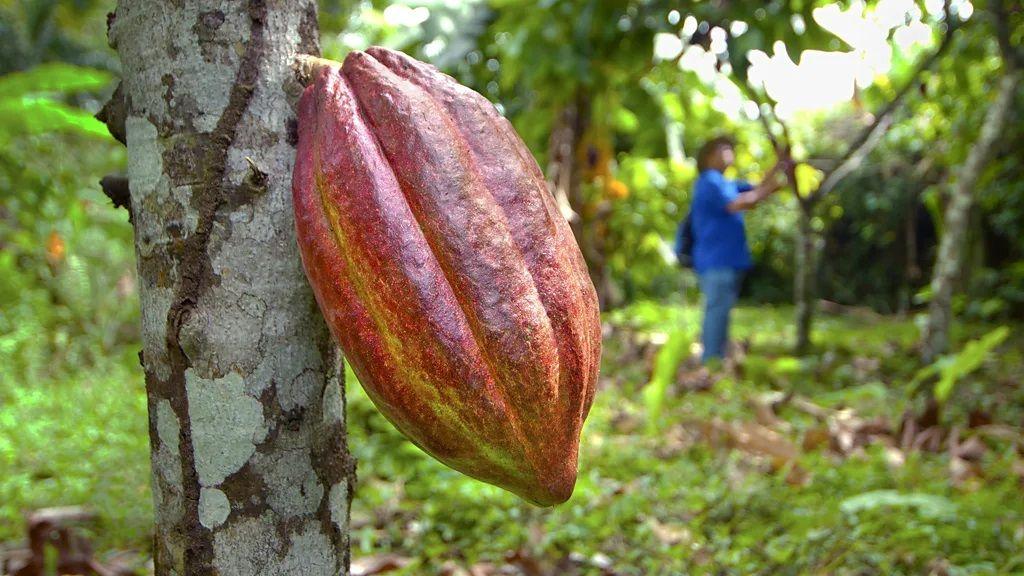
[826,410,892,456]
[728,420,800,463]
[1013,459,1024,486]
[504,549,548,576]
[646,518,693,547]
[438,560,472,576]
[2,506,138,576]
[654,425,696,459]
[851,356,880,380]
[676,366,715,393]
[785,463,812,487]
[351,553,412,576]
[802,426,831,452]
[750,391,789,430]
[949,432,987,463]
[790,396,831,420]
[949,456,984,490]
[698,418,801,468]
[468,562,499,576]
[884,446,906,468]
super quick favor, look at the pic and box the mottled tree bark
[922,70,1020,361]
[106,1,354,574]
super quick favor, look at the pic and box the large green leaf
[643,328,690,433]
[0,63,112,100]
[0,96,111,140]
[932,326,1011,404]
[840,490,957,520]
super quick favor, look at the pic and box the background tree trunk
[107,1,354,574]
[899,188,919,316]
[548,92,615,308]
[922,70,1020,361]
[794,204,817,353]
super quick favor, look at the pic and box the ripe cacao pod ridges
[292,47,601,506]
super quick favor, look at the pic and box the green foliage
[341,304,1024,574]
[0,1,143,548]
[912,326,1011,405]
[0,63,113,143]
[0,95,109,139]
[0,62,111,99]
[840,490,957,520]
[0,61,132,382]
[0,0,118,74]
[0,359,151,550]
[641,327,688,433]
[5,1,1024,572]
[898,14,1024,319]
[6,283,1024,572]
[326,0,1024,319]
[817,144,936,313]
[603,156,693,300]
[970,85,1024,317]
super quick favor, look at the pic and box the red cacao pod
[292,47,601,506]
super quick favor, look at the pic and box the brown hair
[697,136,735,172]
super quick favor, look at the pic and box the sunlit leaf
[643,328,689,434]
[0,96,111,140]
[0,63,112,100]
[795,162,823,196]
[771,356,803,375]
[933,326,1010,404]
[840,490,957,520]
[612,106,639,133]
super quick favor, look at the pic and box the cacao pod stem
[293,54,342,87]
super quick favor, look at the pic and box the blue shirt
[691,169,754,273]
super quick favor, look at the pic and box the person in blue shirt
[691,136,789,363]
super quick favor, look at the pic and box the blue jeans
[698,268,741,363]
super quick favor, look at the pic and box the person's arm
[726,160,791,213]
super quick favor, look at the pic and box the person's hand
[775,155,796,174]
[764,157,794,194]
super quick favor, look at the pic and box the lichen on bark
[106,1,353,573]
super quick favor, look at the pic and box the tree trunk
[922,71,1020,361]
[547,92,614,308]
[899,183,922,316]
[794,204,817,354]
[107,2,354,574]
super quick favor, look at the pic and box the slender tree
[922,0,1021,361]
[101,2,354,573]
[731,2,958,352]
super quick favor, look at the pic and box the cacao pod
[292,47,601,506]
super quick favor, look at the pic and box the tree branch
[731,78,809,204]
[992,0,1022,72]
[734,79,786,153]
[811,114,894,202]
[811,4,959,202]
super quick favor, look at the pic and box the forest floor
[2,303,1023,575]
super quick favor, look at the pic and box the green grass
[3,304,1023,575]
[347,304,1024,575]
[0,357,152,551]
